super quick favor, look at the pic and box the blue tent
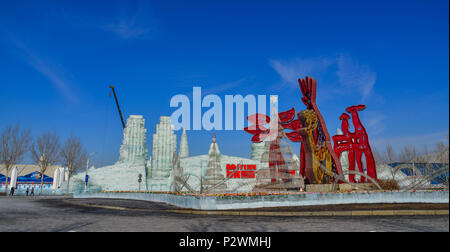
[16,172,53,184]
[0,174,11,183]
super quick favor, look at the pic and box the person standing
[9,187,15,196]
[30,186,34,196]
[26,187,29,196]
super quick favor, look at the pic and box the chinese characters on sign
[226,164,257,179]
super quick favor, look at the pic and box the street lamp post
[85,152,97,193]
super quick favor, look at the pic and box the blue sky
[0,0,448,167]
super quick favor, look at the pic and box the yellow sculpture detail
[301,110,333,184]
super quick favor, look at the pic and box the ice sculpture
[10,166,18,188]
[150,116,177,178]
[251,142,268,161]
[118,115,148,163]
[179,128,189,158]
[176,129,261,193]
[203,134,227,192]
[52,168,60,190]
[66,115,149,192]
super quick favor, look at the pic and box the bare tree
[417,144,435,187]
[419,144,429,163]
[400,145,421,184]
[399,145,417,163]
[372,147,384,165]
[0,125,31,195]
[426,140,449,186]
[384,144,396,164]
[383,144,402,180]
[60,135,87,196]
[31,131,60,195]
[435,141,449,163]
[436,141,446,152]
[402,140,449,190]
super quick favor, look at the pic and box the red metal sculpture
[245,109,302,143]
[332,105,377,183]
[297,77,343,183]
[245,108,302,184]
[244,76,343,185]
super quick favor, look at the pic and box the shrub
[376,179,400,190]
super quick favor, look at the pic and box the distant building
[0,164,66,194]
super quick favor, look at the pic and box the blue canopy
[0,174,11,182]
[16,172,53,183]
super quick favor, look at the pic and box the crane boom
[109,85,126,129]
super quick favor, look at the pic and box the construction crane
[109,85,126,129]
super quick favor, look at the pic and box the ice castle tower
[148,116,177,191]
[67,115,149,192]
[150,116,177,178]
[118,115,148,163]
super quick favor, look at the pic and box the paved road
[0,197,448,232]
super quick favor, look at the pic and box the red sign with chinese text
[226,164,257,179]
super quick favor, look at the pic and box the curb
[169,209,449,217]
[63,200,448,216]
[1,195,73,199]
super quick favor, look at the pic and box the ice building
[69,115,149,192]
[147,116,177,191]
